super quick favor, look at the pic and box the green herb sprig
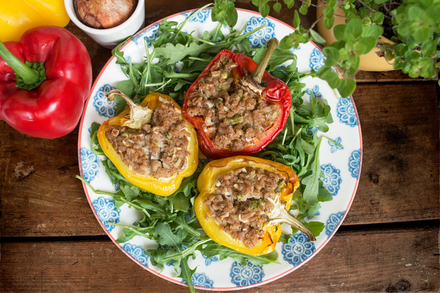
[246,0,440,97]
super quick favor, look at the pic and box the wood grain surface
[0,0,439,292]
[1,224,437,292]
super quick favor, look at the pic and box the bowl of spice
[64,0,145,48]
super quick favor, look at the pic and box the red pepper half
[182,39,291,159]
[0,26,92,139]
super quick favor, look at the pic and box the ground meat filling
[186,54,282,152]
[204,167,287,249]
[105,100,191,179]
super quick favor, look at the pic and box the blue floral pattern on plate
[93,84,117,118]
[192,273,214,287]
[306,126,318,137]
[230,260,265,286]
[183,9,211,23]
[348,149,361,178]
[123,243,149,266]
[80,147,99,183]
[337,97,358,127]
[202,254,219,266]
[309,48,325,71]
[132,23,160,47]
[306,85,323,100]
[321,163,342,196]
[307,210,320,220]
[325,211,345,236]
[114,181,121,191]
[282,232,316,266]
[92,196,120,232]
[328,137,344,153]
[289,45,301,53]
[243,17,276,47]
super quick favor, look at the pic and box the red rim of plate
[78,7,363,291]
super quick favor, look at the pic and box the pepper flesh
[0,0,70,42]
[182,46,291,159]
[0,26,92,138]
[195,156,310,256]
[97,92,199,196]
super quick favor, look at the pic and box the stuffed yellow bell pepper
[195,156,315,256]
[98,90,199,196]
[0,0,70,42]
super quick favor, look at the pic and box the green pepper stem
[0,40,40,85]
[251,38,279,84]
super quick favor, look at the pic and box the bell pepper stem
[251,38,279,84]
[0,40,40,85]
[107,89,153,129]
[267,197,316,241]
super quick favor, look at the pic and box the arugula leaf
[253,47,297,71]
[156,222,184,248]
[90,122,104,156]
[199,242,280,266]
[301,137,323,206]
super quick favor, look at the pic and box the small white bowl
[64,0,145,49]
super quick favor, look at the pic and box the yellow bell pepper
[195,156,315,256]
[97,91,199,196]
[0,0,70,42]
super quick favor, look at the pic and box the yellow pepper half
[97,91,199,196]
[0,0,70,42]
[195,156,314,256]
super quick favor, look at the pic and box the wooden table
[1,1,439,292]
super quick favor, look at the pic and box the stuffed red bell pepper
[182,38,291,159]
[0,26,92,139]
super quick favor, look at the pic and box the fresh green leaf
[333,24,345,41]
[362,25,383,39]
[310,29,326,45]
[337,78,356,97]
[358,36,378,54]
[303,221,325,237]
[90,122,104,156]
[300,135,323,206]
[421,40,436,56]
[259,3,270,17]
[283,0,294,9]
[323,15,335,30]
[212,0,238,27]
[322,47,340,65]
[200,242,280,266]
[292,10,300,29]
[345,17,363,40]
[317,66,341,89]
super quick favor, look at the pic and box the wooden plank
[0,125,103,238]
[1,84,438,237]
[1,225,438,292]
[344,83,439,225]
[355,70,438,83]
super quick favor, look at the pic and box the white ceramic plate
[78,8,362,291]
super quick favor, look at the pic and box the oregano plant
[236,0,440,97]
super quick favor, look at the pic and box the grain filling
[186,54,281,151]
[204,166,287,248]
[105,100,190,179]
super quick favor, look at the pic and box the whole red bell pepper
[0,26,92,139]
[182,38,291,159]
